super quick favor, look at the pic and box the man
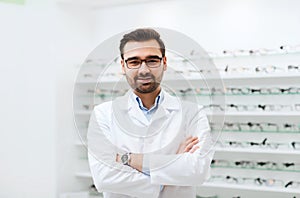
[87,28,214,198]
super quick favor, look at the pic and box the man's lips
[136,77,153,84]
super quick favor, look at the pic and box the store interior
[0,0,299,198]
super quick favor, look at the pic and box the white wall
[0,0,94,197]
[91,0,300,52]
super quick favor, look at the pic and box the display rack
[70,47,300,198]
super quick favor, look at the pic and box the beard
[126,73,163,94]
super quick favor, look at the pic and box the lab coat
[87,89,214,198]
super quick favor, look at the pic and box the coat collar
[111,88,182,137]
[119,89,181,111]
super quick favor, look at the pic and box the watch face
[121,154,128,163]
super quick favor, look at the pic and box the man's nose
[138,61,151,73]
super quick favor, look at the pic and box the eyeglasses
[210,175,300,189]
[211,159,300,171]
[87,88,128,98]
[216,138,300,150]
[255,65,285,73]
[225,87,300,95]
[285,181,300,188]
[204,103,299,112]
[207,44,300,57]
[210,122,300,133]
[288,65,300,72]
[125,56,163,69]
[209,175,285,187]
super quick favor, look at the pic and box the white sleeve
[87,107,161,198]
[148,105,215,186]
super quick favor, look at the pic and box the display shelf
[73,46,300,197]
[74,110,300,117]
[76,72,300,84]
[78,92,300,99]
[200,182,300,194]
[77,172,300,194]
[212,130,300,134]
[215,147,300,155]
[206,111,300,117]
[208,49,300,59]
[211,165,300,173]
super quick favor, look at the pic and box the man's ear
[163,56,167,71]
[121,59,126,74]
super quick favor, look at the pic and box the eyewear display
[225,87,300,95]
[203,104,300,112]
[209,175,300,189]
[210,122,300,133]
[206,44,300,57]
[216,138,300,150]
[211,159,300,171]
[174,87,300,96]
[209,175,284,187]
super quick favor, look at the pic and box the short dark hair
[119,28,165,59]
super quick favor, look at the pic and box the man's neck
[134,87,161,110]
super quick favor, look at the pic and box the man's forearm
[116,136,199,173]
[116,153,144,172]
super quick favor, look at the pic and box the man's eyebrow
[145,55,162,59]
[125,55,161,61]
[125,56,139,61]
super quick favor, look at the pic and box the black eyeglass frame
[124,56,163,69]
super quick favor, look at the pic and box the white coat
[87,89,214,198]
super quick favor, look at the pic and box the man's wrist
[121,153,131,166]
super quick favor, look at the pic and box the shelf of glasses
[177,93,300,97]
[77,171,300,193]
[79,93,300,100]
[221,73,300,79]
[212,130,300,134]
[74,110,300,117]
[75,72,300,85]
[208,49,300,59]
[211,165,300,173]
[200,182,300,194]
[165,73,300,81]
[76,78,126,84]
[215,147,300,155]
[206,111,300,117]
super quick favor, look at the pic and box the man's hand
[176,136,199,154]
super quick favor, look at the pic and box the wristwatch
[121,153,131,166]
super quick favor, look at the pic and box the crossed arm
[116,136,200,172]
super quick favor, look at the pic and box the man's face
[121,39,167,94]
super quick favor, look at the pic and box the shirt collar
[133,91,162,112]
[116,89,180,111]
